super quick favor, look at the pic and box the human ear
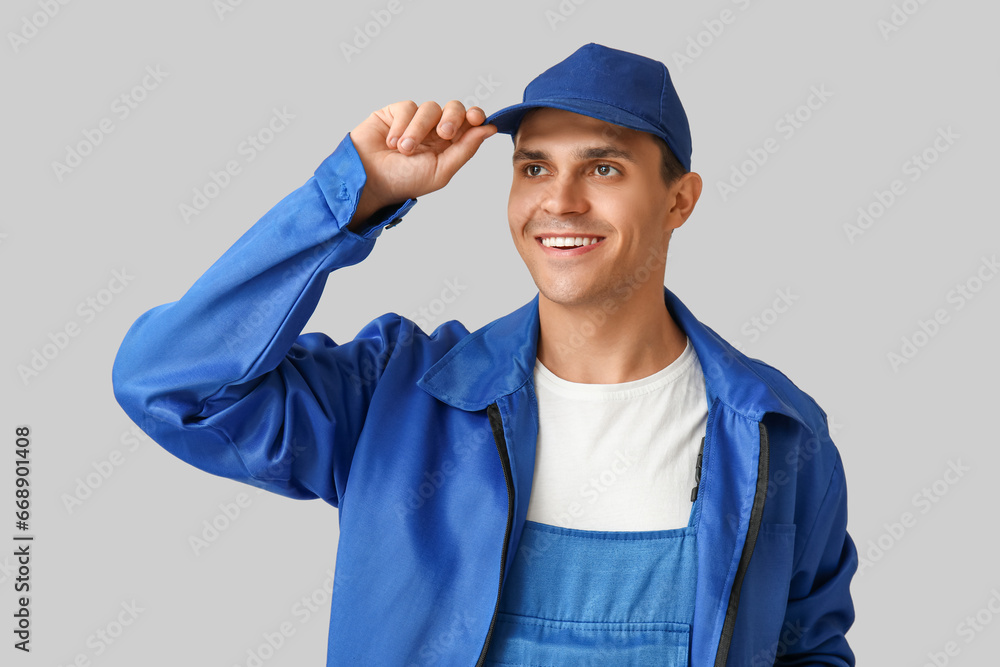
[668,171,702,229]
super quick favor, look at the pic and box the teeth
[540,236,602,248]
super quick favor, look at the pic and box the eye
[594,164,620,176]
[524,164,549,177]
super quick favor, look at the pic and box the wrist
[349,189,390,232]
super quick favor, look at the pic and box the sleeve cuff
[313,132,417,240]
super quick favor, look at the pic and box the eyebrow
[512,145,638,164]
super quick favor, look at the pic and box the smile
[535,235,606,256]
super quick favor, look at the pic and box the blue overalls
[484,498,699,665]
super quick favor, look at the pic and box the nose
[541,173,589,217]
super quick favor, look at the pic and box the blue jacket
[112,134,857,666]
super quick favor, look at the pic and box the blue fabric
[484,521,698,666]
[486,42,693,171]
[112,132,857,665]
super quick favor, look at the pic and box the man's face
[507,107,683,309]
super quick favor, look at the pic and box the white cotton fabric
[526,337,709,531]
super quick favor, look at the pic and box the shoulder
[353,311,473,364]
[742,354,831,438]
[730,351,844,484]
[740,355,848,513]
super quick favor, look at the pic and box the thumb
[435,123,498,183]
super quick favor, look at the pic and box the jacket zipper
[476,402,515,666]
[714,421,770,666]
[690,436,705,502]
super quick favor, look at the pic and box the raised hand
[348,100,497,227]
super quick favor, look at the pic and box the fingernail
[439,122,454,137]
[399,137,414,152]
[388,136,398,148]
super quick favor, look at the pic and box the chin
[536,280,607,308]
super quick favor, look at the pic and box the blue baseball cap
[486,43,692,171]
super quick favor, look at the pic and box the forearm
[111,134,413,497]
[116,136,381,412]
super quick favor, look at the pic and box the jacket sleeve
[778,451,858,665]
[112,133,415,507]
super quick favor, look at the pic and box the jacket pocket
[484,613,690,666]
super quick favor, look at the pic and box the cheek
[507,186,532,228]
[507,196,525,248]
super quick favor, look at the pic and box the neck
[535,282,687,384]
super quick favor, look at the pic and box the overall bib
[483,507,699,666]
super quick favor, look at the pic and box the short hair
[652,135,688,187]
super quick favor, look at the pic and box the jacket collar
[417,287,810,426]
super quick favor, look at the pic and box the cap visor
[485,98,662,139]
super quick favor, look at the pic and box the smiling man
[113,43,857,665]
[507,107,694,386]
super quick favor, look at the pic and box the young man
[113,43,856,665]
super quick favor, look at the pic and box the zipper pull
[690,436,705,502]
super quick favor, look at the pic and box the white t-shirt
[526,337,709,531]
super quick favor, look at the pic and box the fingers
[445,105,489,144]
[465,105,487,127]
[436,122,497,179]
[385,100,492,154]
[436,100,468,140]
[384,100,418,150]
[395,100,442,154]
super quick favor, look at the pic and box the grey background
[2,0,998,664]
